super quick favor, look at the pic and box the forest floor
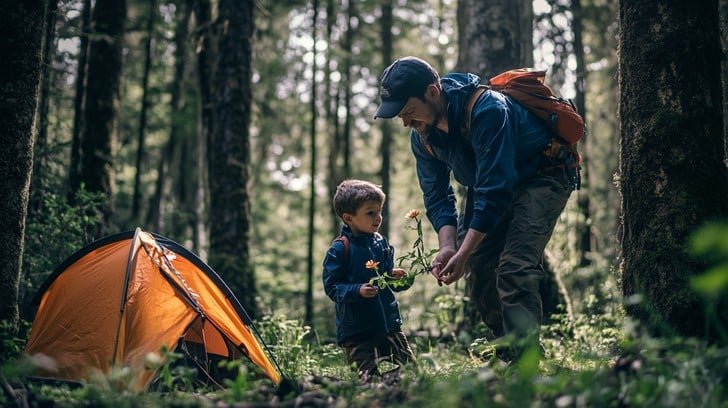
[3,311,728,407]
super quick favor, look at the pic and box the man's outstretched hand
[437,251,467,285]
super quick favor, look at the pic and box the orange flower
[405,209,421,219]
[365,260,379,270]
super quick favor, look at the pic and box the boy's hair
[333,179,386,218]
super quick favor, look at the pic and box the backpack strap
[333,235,350,264]
[463,85,489,141]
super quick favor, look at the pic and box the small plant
[368,209,438,289]
[397,209,438,285]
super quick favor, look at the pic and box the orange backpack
[488,68,585,146]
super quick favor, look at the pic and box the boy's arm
[322,242,365,303]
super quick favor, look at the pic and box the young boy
[322,179,415,382]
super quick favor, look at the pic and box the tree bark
[305,0,319,326]
[379,0,393,237]
[131,0,157,223]
[0,0,48,327]
[148,0,191,232]
[68,0,91,196]
[28,0,57,220]
[457,0,533,77]
[209,0,257,315]
[325,0,340,239]
[341,0,355,178]
[192,0,214,255]
[80,0,126,236]
[572,0,592,267]
[619,1,728,339]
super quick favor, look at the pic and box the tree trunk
[457,0,533,77]
[0,0,47,327]
[28,0,57,220]
[721,0,728,161]
[379,0,393,237]
[147,0,191,232]
[341,0,355,178]
[192,0,214,255]
[572,0,592,267]
[325,0,340,239]
[305,0,319,327]
[68,0,91,196]
[209,0,257,316]
[80,0,126,236]
[131,0,157,223]
[619,1,728,340]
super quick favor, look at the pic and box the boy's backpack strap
[333,235,350,264]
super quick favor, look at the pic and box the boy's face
[343,200,384,235]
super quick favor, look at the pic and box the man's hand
[390,268,407,279]
[359,283,379,298]
[438,251,468,285]
[431,246,456,284]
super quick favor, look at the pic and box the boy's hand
[359,283,379,298]
[390,268,407,279]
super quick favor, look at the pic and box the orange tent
[25,228,283,391]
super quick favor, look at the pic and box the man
[374,56,577,350]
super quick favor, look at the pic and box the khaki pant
[341,331,415,381]
[461,165,573,338]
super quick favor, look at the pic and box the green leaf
[690,264,728,298]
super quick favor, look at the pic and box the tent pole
[111,227,143,364]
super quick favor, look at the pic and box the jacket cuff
[432,216,457,232]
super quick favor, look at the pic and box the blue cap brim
[374,99,407,119]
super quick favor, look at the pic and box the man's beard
[416,104,443,139]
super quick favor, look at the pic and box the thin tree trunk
[305,0,319,327]
[572,0,592,267]
[325,0,340,239]
[131,0,157,223]
[192,0,214,255]
[209,0,257,315]
[342,0,354,178]
[0,0,47,328]
[29,0,58,220]
[619,1,728,340]
[147,0,191,232]
[379,0,393,237]
[80,0,126,236]
[68,0,91,196]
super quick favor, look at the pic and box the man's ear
[424,83,441,101]
[342,213,353,225]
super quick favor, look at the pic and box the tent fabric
[25,228,282,390]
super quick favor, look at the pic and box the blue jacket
[322,225,409,344]
[412,72,557,235]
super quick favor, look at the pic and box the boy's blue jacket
[411,72,557,235]
[322,225,410,344]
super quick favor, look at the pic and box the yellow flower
[365,260,379,270]
[405,209,421,219]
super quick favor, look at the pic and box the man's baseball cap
[374,56,439,119]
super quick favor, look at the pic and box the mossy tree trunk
[208,0,257,316]
[0,0,48,328]
[619,1,728,339]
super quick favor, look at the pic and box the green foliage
[690,222,728,298]
[0,320,29,364]
[21,188,104,311]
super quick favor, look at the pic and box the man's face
[398,95,441,137]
